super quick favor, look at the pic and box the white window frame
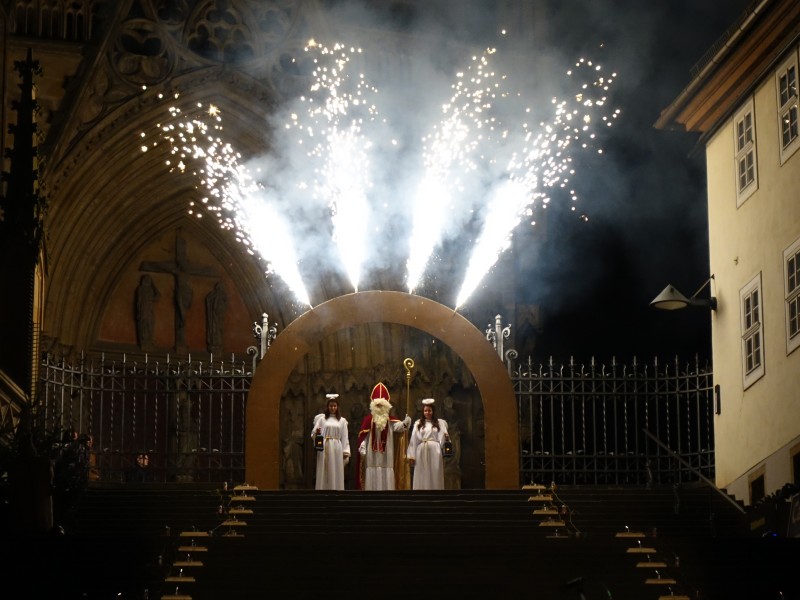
[741,272,765,389]
[776,52,800,164]
[785,237,800,355]
[734,98,758,206]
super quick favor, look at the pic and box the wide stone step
[74,484,745,540]
[180,532,667,600]
[39,483,761,599]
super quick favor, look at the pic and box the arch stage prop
[245,291,519,489]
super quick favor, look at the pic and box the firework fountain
[141,36,618,312]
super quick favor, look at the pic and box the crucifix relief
[139,231,217,352]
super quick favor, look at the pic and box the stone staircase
[4,482,799,599]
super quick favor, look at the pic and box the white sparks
[140,42,618,312]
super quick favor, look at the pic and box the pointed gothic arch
[246,291,519,489]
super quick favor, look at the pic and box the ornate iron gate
[38,353,252,484]
[512,355,715,486]
[34,353,714,486]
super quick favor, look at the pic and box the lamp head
[650,284,691,310]
[650,276,717,311]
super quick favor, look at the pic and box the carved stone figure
[282,435,304,488]
[135,274,160,350]
[347,402,366,488]
[171,383,198,483]
[140,233,216,351]
[443,396,462,490]
[281,400,305,489]
[175,273,193,347]
[205,282,228,354]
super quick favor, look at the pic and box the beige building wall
[705,44,800,503]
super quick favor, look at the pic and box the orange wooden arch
[245,291,519,489]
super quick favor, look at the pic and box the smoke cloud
[167,0,751,360]
[230,0,620,308]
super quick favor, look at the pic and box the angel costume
[407,416,448,490]
[310,412,350,490]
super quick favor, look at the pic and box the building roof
[655,0,800,135]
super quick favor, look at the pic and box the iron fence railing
[513,355,714,486]
[37,353,251,484]
[26,353,714,486]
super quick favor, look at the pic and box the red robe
[354,414,404,490]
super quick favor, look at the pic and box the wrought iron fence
[31,352,714,486]
[512,355,715,486]
[37,353,252,484]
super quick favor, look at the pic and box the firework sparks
[406,52,488,293]
[285,42,382,292]
[142,97,312,307]
[453,55,618,308]
[140,43,618,314]
[405,47,618,306]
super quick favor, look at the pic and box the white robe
[407,418,448,490]
[359,418,407,491]
[311,414,350,490]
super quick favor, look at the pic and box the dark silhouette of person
[53,430,91,532]
[127,453,151,483]
[6,406,54,534]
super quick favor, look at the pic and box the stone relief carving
[205,282,228,354]
[58,0,314,170]
[114,19,176,86]
[111,0,308,86]
[186,1,259,62]
[135,274,161,350]
[11,0,94,40]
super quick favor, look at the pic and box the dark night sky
[519,0,753,365]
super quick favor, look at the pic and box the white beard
[370,399,391,432]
